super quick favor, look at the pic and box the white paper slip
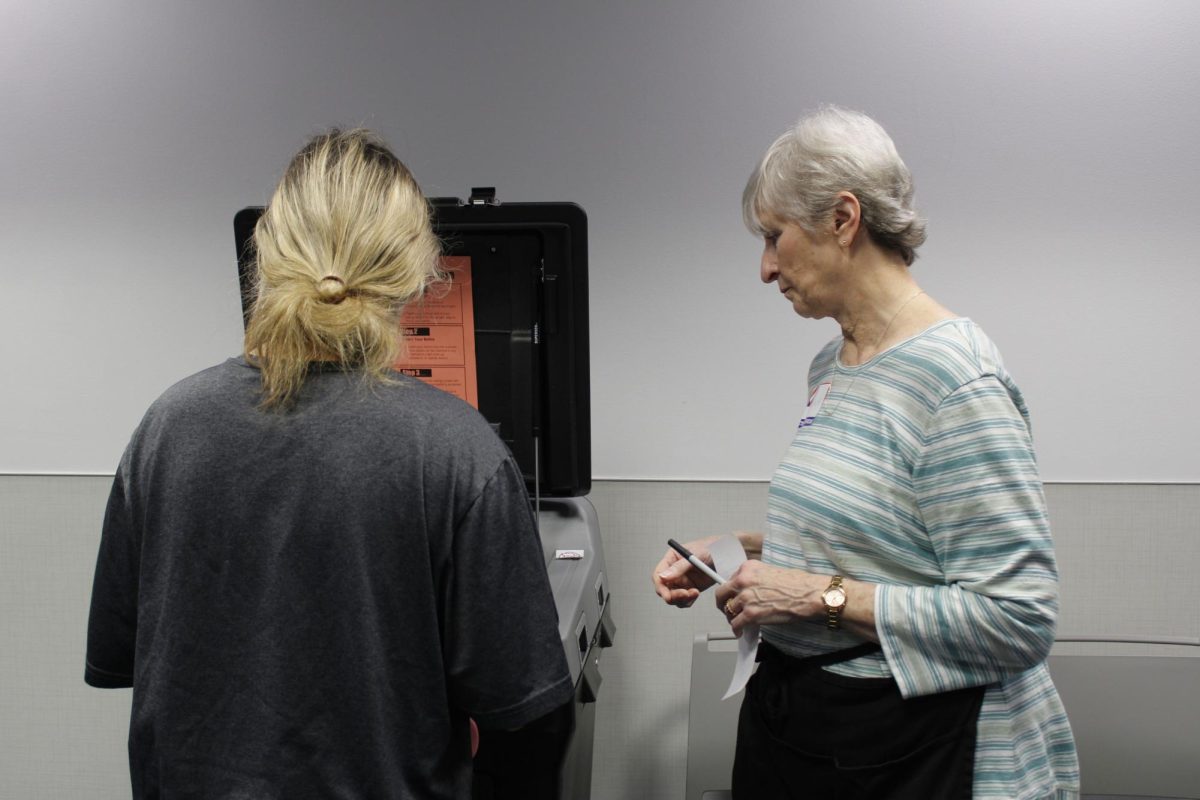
[708,534,759,700]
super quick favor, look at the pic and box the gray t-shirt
[86,357,573,799]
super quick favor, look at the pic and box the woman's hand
[652,534,725,607]
[714,561,825,636]
[716,563,880,641]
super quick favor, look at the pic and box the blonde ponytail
[244,129,443,409]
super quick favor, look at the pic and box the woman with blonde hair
[86,129,572,799]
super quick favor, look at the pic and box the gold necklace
[823,289,924,420]
[866,289,924,361]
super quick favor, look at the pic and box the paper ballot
[708,534,759,700]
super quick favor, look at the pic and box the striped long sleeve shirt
[762,318,1079,800]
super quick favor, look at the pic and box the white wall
[3,0,1199,479]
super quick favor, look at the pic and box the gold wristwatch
[822,575,847,630]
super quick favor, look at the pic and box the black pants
[731,642,985,800]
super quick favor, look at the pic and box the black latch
[577,651,603,704]
[598,601,616,648]
[468,187,499,205]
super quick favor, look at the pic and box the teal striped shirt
[762,319,1079,799]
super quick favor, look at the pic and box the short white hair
[742,106,927,265]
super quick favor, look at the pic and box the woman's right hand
[651,534,725,608]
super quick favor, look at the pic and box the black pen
[667,538,725,585]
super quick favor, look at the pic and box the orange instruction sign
[395,256,478,408]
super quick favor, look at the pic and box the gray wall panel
[0,475,128,799]
[2,476,1196,798]
[1048,483,1200,655]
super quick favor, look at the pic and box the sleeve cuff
[471,674,574,731]
[85,661,133,689]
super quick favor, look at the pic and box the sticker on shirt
[798,382,831,428]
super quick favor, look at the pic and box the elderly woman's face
[757,212,840,320]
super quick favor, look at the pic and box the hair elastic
[316,275,348,304]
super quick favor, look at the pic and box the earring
[840,240,849,247]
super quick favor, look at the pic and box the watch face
[823,587,847,608]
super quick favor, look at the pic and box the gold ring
[725,601,735,615]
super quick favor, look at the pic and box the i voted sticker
[799,382,831,428]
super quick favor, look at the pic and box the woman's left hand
[714,561,824,637]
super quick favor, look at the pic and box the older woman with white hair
[653,107,1079,799]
